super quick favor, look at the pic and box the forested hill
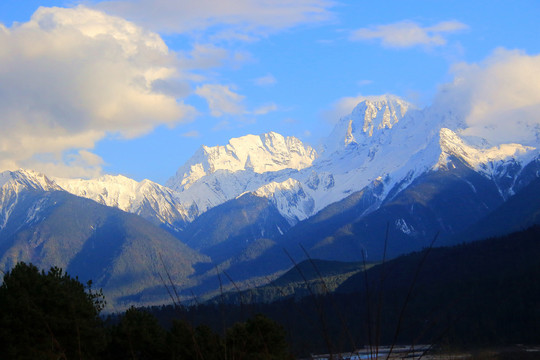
[147,225,540,356]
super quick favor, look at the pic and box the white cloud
[351,20,468,48]
[195,84,246,117]
[433,49,540,145]
[253,74,277,86]
[94,0,335,37]
[0,6,195,177]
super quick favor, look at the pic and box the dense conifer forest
[1,226,540,358]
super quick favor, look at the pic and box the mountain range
[1,95,539,309]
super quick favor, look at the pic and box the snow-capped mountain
[322,95,411,155]
[243,96,539,226]
[1,93,540,306]
[10,95,535,240]
[55,175,194,230]
[165,131,317,217]
[0,170,209,309]
[167,131,317,192]
[50,95,537,234]
[0,169,62,230]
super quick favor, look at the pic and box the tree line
[2,224,540,358]
[0,262,292,359]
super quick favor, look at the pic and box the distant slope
[182,193,291,261]
[149,225,540,355]
[264,155,503,265]
[0,189,209,310]
[210,259,365,304]
[451,176,540,244]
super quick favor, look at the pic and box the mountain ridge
[1,94,540,307]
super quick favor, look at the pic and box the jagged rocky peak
[167,132,317,192]
[352,95,410,135]
[323,95,412,155]
[0,169,60,192]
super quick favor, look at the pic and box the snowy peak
[436,128,537,173]
[252,178,314,225]
[0,169,62,231]
[55,174,191,229]
[323,95,411,155]
[166,132,317,192]
[55,174,142,210]
[0,169,60,192]
[352,95,409,136]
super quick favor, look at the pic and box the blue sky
[0,0,539,183]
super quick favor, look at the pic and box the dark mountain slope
[450,176,540,244]
[182,193,291,262]
[148,225,540,356]
[284,156,505,262]
[0,190,209,310]
[333,225,540,345]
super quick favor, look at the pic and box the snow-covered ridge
[243,97,540,224]
[54,175,192,228]
[253,178,314,225]
[0,169,60,192]
[166,132,317,192]
[2,95,539,237]
[0,169,62,230]
[55,174,143,210]
[437,128,537,173]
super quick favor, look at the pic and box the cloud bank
[351,20,468,48]
[434,49,540,145]
[0,6,194,177]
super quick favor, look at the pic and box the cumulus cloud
[95,0,335,37]
[351,20,468,48]
[0,6,195,177]
[434,49,540,145]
